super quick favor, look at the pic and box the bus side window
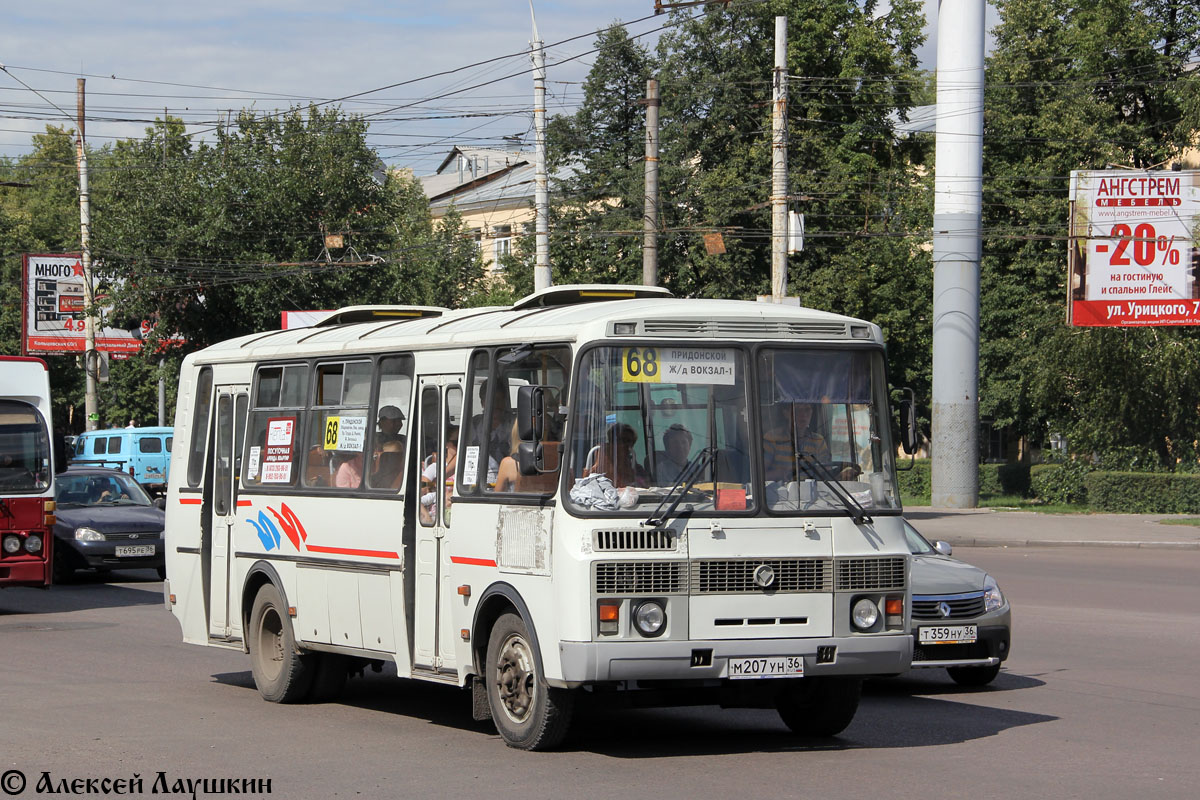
[368,355,413,492]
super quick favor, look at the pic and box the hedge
[897,459,1030,503]
[1084,471,1200,513]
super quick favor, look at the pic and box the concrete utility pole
[531,6,551,292]
[76,78,99,431]
[931,0,985,508]
[642,79,660,286]
[771,16,789,302]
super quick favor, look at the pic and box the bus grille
[834,557,907,591]
[594,561,688,595]
[690,559,832,593]
[593,529,676,552]
[912,593,987,620]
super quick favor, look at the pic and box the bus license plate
[115,545,155,557]
[919,625,978,644]
[728,656,804,679]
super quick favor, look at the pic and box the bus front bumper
[554,634,912,687]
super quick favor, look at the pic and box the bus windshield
[564,344,901,517]
[757,348,899,513]
[567,345,754,515]
[0,400,51,493]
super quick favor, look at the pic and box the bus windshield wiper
[644,446,715,528]
[797,454,872,525]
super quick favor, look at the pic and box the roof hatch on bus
[314,305,447,327]
[511,284,674,311]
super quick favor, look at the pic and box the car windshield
[565,345,754,516]
[55,473,153,508]
[756,348,900,514]
[0,400,51,493]
[902,520,936,555]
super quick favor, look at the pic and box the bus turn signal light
[885,597,904,615]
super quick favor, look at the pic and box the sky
[0,1,984,176]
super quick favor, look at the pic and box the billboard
[21,254,149,354]
[1068,170,1200,326]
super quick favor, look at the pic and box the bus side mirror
[899,388,918,456]
[517,442,542,475]
[516,386,545,442]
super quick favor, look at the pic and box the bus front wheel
[485,612,574,750]
[249,583,314,703]
[776,676,861,737]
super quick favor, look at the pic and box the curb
[943,536,1200,550]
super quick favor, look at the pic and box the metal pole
[931,0,985,508]
[158,358,166,426]
[771,16,789,302]
[642,79,660,286]
[77,78,99,432]
[531,24,551,292]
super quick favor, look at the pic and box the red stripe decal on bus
[236,500,252,507]
[449,556,498,567]
[304,545,400,559]
[178,498,202,505]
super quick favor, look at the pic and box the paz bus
[0,356,57,588]
[164,285,915,749]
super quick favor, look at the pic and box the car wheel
[947,663,1001,687]
[249,583,314,703]
[776,677,862,737]
[485,612,574,750]
[51,544,74,585]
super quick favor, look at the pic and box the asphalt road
[2,546,1198,800]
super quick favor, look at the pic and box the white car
[904,519,1011,686]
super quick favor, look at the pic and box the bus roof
[184,287,882,365]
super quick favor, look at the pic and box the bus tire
[485,612,574,750]
[306,653,349,702]
[776,677,861,737]
[249,583,314,703]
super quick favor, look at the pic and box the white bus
[164,285,914,750]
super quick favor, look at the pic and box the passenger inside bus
[654,423,693,485]
[468,379,514,485]
[763,402,830,480]
[494,421,559,494]
[333,451,363,489]
[419,426,458,523]
[371,440,405,489]
[584,423,648,489]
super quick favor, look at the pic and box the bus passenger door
[206,385,248,639]
[412,377,463,674]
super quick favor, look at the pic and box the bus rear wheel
[485,612,574,750]
[776,677,862,737]
[249,583,314,703]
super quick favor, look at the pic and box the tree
[981,0,1200,465]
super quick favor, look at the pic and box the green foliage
[896,459,931,504]
[1084,471,1200,513]
[982,0,1200,463]
[1030,460,1093,505]
[897,458,1030,505]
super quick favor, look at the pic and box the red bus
[1,356,57,588]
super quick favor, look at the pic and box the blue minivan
[71,427,173,494]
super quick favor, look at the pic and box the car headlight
[984,574,1005,612]
[74,527,105,542]
[25,534,42,553]
[3,535,21,554]
[632,600,666,637]
[852,598,879,630]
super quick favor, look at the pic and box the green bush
[1085,471,1200,513]
[1030,461,1092,505]
[896,458,931,503]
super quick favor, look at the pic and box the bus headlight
[3,535,21,554]
[25,534,43,553]
[74,527,105,542]
[633,600,666,638]
[851,598,879,630]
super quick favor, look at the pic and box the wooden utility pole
[76,78,99,430]
[642,79,660,286]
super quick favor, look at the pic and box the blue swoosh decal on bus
[247,511,281,551]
